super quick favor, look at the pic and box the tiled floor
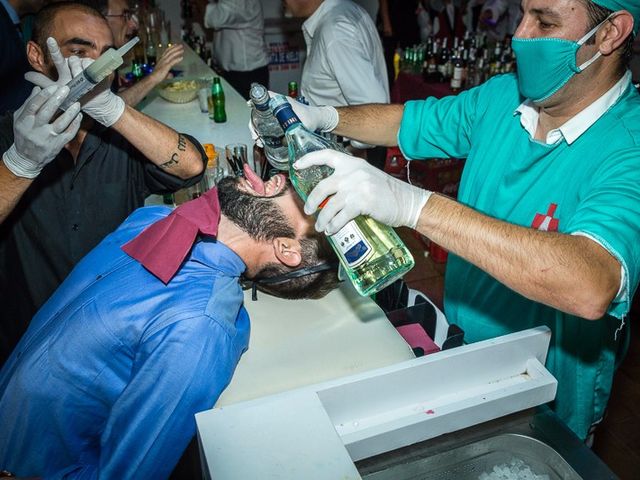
[400,228,640,479]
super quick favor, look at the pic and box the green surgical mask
[511,14,614,102]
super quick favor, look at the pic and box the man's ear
[26,40,48,73]
[599,11,634,56]
[273,237,303,268]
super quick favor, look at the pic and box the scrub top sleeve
[98,315,243,479]
[143,133,207,194]
[565,148,640,318]
[398,75,503,161]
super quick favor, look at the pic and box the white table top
[139,45,254,172]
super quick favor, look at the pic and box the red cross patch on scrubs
[532,203,559,232]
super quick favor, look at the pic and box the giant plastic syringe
[59,36,139,111]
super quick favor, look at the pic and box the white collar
[302,0,339,39]
[514,70,631,145]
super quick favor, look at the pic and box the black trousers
[222,65,270,100]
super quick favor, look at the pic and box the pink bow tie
[122,188,221,284]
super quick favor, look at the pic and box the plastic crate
[375,280,464,357]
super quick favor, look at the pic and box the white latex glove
[295,150,432,234]
[25,37,125,127]
[2,85,82,179]
[247,92,339,147]
[285,95,339,133]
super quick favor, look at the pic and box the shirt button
[72,224,79,231]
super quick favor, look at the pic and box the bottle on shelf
[210,77,227,123]
[450,51,464,92]
[249,83,289,170]
[270,95,415,297]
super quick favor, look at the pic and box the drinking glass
[225,144,248,177]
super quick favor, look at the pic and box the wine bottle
[249,83,288,170]
[270,95,415,297]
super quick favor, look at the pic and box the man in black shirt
[0,0,44,114]
[0,2,207,365]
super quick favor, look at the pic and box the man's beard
[217,177,295,242]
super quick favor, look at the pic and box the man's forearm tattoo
[160,134,187,169]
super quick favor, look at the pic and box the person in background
[353,0,378,21]
[0,1,207,366]
[203,0,269,99]
[0,173,339,479]
[378,0,422,87]
[429,0,467,40]
[283,0,389,170]
[0,0,44,113]
[479,0,523,40]
[280,0,640,443]
[78,0,186,106]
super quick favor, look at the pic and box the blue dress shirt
[0,206,250,479]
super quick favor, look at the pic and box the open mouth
[241,163,286,197]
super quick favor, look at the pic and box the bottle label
[273,103,302,131]
[330,221,373,268]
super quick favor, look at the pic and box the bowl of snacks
[158,78,206,104]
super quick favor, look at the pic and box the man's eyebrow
[530,7,562,19]
[63,37,96,48]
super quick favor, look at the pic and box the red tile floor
[399,228,640,479]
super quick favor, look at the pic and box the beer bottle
[288,81,298,99]
[210,77,227,123]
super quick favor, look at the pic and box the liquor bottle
[288,81,298,99]
[249,83,288,170]
[270,95,415,297]
[145,26,157,66]
[450,52,463,92]
[210,77,227,123]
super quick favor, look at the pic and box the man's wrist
[319,105,339,132]
[89,95,126,127]
[2,145,41,179]
[406,186,432,229]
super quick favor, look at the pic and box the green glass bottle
[210,77,227,123]
[131,60,143,82]
[288,81,298,99]
[270,95,415,297]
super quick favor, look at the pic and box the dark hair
[74,0,110,15]
[251,232,340,300]
[217,177,340,299]
[581,0,634,73]
[32,1,106,50]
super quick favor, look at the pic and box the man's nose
[513,16,535,38]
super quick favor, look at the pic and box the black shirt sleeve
[141,132,207,195]
[0,112,15,154]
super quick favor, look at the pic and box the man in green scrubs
[291,0,640,440]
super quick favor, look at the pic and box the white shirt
[352,0,378,21]
[515,71,631,145]
[204,0,269,72]
[515,70,633,301]
[300,0,389,107]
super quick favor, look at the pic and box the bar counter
[138,45,254,173]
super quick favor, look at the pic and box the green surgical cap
[592,0,640,34]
